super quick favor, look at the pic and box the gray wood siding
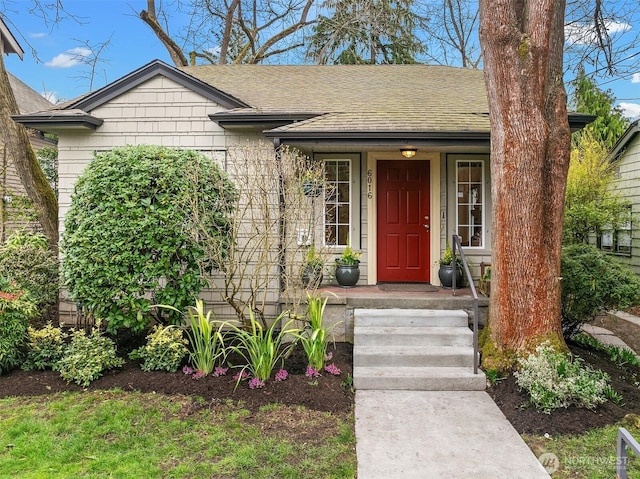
[614,135,640,275]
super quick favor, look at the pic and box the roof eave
[609,119,640,162]
[568,112,598,132]
[11,113,104,132]
[264,130,491,140]
[0,17,24,59]
[209,112,318,130]
[265,130,491,148]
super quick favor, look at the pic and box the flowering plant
[439,242,463,267]
[324,364,341,376]
[335,244,361,266]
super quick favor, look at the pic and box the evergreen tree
[570,67,629,149]
[307,0,423,64]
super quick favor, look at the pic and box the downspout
[1,146,6,242]
[272,138,287,304]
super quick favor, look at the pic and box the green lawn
[0,391,355,478]
[524,421,640,478]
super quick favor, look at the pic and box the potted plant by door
[301,245,324,289]
[438,242,463,289]
[334,244,361,287]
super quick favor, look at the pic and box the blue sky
[3,0,640,119]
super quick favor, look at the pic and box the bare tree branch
[140,0,189,67]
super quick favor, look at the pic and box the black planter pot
[302,181,323,197]
[335,263,360,287]
[438,264,463,289]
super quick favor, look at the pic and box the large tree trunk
[0,57,58,252]
[479,1,569,361]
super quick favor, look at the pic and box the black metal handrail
[618,427,640,479]
[451,235,479,375]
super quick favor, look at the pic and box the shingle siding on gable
[87,76,227,144]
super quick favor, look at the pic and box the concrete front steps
[353,309,486,391]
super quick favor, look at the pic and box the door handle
[423,216,430,231]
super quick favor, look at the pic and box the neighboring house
[607,119,640,276]
[1,16,56,240]
[12,59,592,322]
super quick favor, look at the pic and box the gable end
[70,59,250,112]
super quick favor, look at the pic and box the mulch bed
[488,340,640,436]
[0,341,354,415]
[4,316,640,438]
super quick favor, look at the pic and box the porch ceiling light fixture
[400,148,417,158]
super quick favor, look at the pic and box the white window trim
[455,159,486,249]
[313,153,361,250]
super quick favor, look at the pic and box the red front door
[377,160,431,282]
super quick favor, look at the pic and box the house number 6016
[367,169,373,199]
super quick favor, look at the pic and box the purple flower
[325,352,333,361]
[192,370,206,380]
[233,370,249,381]
[275,369,288,382]
[305,366,320,378]
[324,363,341,376]
[213,366,228,377]
[249,378,265,389]
[182,365,194,375]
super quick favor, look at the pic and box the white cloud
[29,32,47,39]
[565,20,631,45]
[619,102,640,120]
[632,73,640,84]
[45,47,92,68]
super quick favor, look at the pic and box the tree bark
[479,0,569,356]
[0,56,58,252]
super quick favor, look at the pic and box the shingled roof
[12,60,593,140]
[8,73,53,114]
[178,64,491,139]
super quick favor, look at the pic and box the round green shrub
[561,243,640,337]
[57,327,124,387]
[62,145,236,333]
[22,322,68,371]
[0,232,59,321]
[130,325,188,372]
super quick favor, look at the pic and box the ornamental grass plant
[225,310,300,383]
[300,293,332,371]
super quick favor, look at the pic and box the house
[11,59,593,325]
[1,17,56,240]
[606,119,640,275]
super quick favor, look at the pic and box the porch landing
[316,284,489,343]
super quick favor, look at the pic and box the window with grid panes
[456,160,484,248]
[324,160,351,246]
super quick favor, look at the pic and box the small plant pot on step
[438,264,463,289]
[335,263,360,287]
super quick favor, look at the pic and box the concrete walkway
[355,390,551,478]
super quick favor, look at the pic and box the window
[600,209,632,256]
[456,160,484,248]
[324,159,351,246]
